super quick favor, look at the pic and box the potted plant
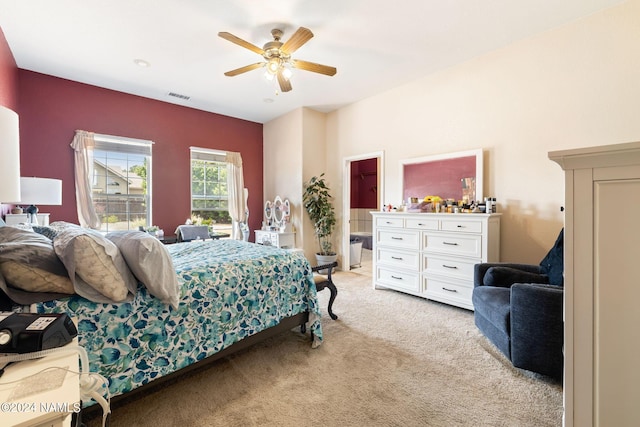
[303,173,338,267]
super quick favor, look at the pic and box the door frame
[342,151,385,269]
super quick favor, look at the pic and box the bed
[0,224,322,413]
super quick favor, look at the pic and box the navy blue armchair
[472,229,564,381]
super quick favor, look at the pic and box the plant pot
[315,253,338,274]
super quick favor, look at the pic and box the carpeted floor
[85,270,562,427]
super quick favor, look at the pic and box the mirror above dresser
[401,149,483,205]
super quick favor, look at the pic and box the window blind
[190,147,226,162]
[94,133,153,155]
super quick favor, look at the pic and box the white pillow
[106,231,180,309]
[0,261,74,294]
[53,225,137,303]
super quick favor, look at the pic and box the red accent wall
[0,26,17,109]
[16,70,263,236]
[350,158,378,209]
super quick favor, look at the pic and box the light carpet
[85,271,562,427]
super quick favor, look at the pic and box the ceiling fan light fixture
[219,26,336,93]
[264,70,275,81]
[266,58,281,74]
[282,65,293,80]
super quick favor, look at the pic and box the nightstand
[0,340,81,427]
[4,213,50,226]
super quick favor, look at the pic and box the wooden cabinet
[371,212,500,310]
[549,141,640,427]
[254,230,296,249]
[4,213,50,226]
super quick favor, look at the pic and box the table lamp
[0,106,21,204]
[19,177,63,224]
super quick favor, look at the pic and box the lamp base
[25,204,38,224]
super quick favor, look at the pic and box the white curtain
[226,151,246,240]
[70,130,101,229]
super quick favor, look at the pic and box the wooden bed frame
[78,311,310,421]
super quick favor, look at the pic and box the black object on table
[209,232,230,240]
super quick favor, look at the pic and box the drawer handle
[391,256,404,260]
[456,225,464,228]
[442,241,458,246]
[385,221,394,224]
[391,275,403,280]
[442,287,458,293]
[418,223,427,226]
[391,237,404,240]
[442,264,458,269]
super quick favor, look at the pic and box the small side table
[159,235,177,245]
[209,232,230,240]
[4,213,50,226]
[0,340,81,427]
[311,262,339,320]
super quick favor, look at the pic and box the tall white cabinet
[371,212,500,310]
[549,141,640,427]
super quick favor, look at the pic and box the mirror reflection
[273,196,284,223]
[262,196,291,231]
[264,201,272,220]
[401,149,483,204]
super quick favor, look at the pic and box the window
[190,147,232,234]
[92,134,152,232]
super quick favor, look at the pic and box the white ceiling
[0,0,624,124]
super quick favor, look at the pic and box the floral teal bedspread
[33,240,322,401]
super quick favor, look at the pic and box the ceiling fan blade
[218,32,264,55]
[281,27,314,55]
[224,63,264,77]
[292,59,337,76]
[277,70,292,92]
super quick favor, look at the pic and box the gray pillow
[0,227,74,294]
[106,231,180,309]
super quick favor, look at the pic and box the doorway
[342,152,384,275]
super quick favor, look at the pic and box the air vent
[167,92,191,101]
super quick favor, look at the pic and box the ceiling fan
[218,27,337,93]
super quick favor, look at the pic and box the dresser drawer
[377,267,420,293]
[377,229,420,250]
[423,276,473,306]
[440,219,483,234]
[377,248,420,270]
[405,217,439,230]
[423,232,482,258]
[423,254,476,281]
[376,217,404,228]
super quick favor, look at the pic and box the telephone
[0,312,77,353]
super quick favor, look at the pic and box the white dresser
[371,212,500,310]
[4,213,50,226]
[254,230,296,249]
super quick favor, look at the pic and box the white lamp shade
[19,177,62,205]
[0,105,21,203]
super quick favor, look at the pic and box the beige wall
[324,0,640,265]
[264,107,327,260]
[265,0,640,266]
